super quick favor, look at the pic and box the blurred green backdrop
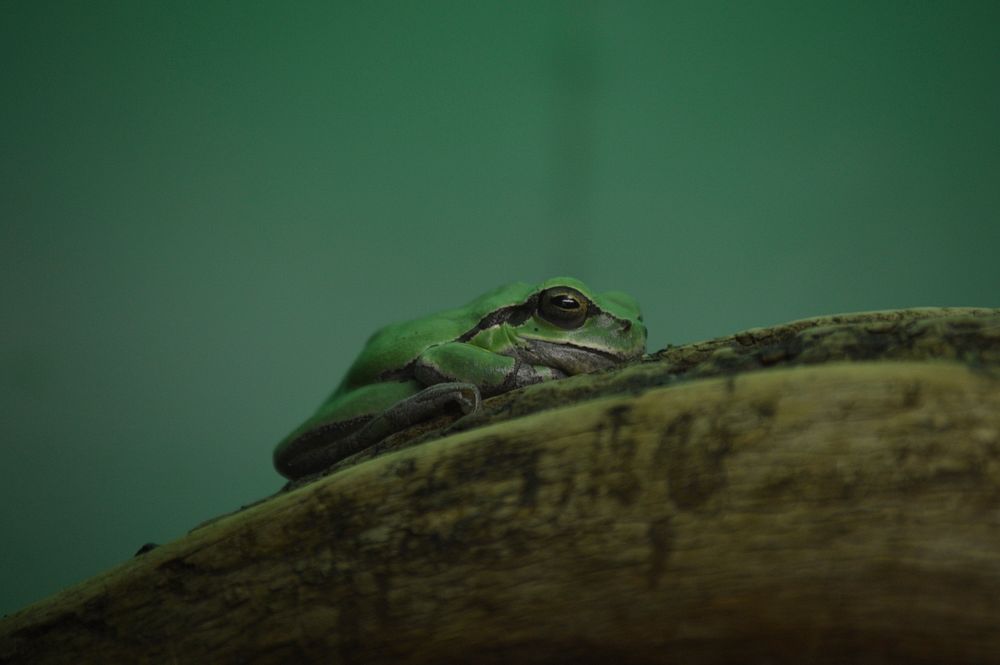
[2,1,998,615]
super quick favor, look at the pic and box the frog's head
[513,276,647,375]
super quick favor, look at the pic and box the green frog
[274,277,646,479]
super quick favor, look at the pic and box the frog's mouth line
[518,338,634,375]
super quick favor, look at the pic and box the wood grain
[3,360,999,664]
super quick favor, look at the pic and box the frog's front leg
[414,342,565,398]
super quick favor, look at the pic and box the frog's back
[342,281,537,389]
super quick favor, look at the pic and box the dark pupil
[552,295,579,310]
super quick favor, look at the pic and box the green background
[2,1,998,616]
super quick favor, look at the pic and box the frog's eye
[539,287,589,329]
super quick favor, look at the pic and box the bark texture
[2,309,999,664]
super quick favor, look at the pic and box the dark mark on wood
[647,517,675,590]
[657,411,732,511]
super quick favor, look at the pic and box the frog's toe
[454,383,481,415]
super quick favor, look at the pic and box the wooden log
[2,360,999,664]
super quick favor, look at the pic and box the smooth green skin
[274,277,646,479]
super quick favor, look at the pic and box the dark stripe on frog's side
[375,299,540,383]
[457,296,539,342]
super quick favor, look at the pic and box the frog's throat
[513,338,630,375]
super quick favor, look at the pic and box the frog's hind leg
[285,382,481,479]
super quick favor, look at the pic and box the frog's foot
[338,383,482,461]
[412,381,480,416]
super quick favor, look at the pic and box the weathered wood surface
[2,308,999,664]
